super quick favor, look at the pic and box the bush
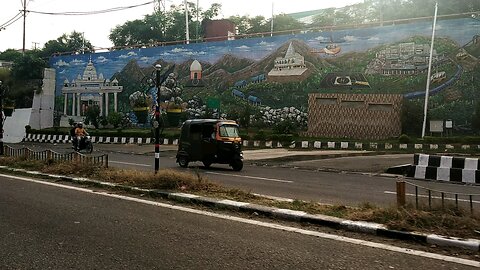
[398,134,411,144]
[107,112,123,128]
[273,120,298,135]
[84,106,101,128]
[253,130,267,141]
[269,134,296,147]
[25,125,31,134]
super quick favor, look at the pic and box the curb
[2,166,479,252]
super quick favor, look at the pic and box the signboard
[429,120,444,133]
[207,98,220,110]
[445,120,453,129]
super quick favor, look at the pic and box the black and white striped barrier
[23,134,480,152]
[23,134,178,145]
[408,154,480,184]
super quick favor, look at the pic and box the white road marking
[384,191,480,204]
[205,171,293,183]
[110,161,152,167]
[2,173,479,268]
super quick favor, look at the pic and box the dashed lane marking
[205,171,293,183]
[110,161,152,167]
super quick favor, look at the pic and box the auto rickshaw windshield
[218,124,239,138]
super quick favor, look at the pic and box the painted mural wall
[50,17,480,130]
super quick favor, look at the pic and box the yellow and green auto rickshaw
[176,119,243,171]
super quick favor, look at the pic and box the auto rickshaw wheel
[178,156,189,168]
[231,159,243,171]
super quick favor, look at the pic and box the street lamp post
[152,64,176,174]
[154,65,162,173]
[0,80,4,155]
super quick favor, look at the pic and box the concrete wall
[4,108,31,143]
[29,68,55,130]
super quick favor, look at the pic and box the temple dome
[190,60,202,72]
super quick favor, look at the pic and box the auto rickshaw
[176,119,243,171]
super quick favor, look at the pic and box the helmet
[78,122,83,127]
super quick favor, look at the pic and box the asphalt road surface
[1,174,478,269]
[10,142,480,209]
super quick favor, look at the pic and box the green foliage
[253,130,266,141]
[270,15,304,33]
[0,49,22,62]
[472,100,480,134]
[84,106,101,129]
[11,55,46,81]
[401,99,423,137]
[273,120,298,135]
[107,112,123,128]
[68,118,75,126]
[100,116,109,127]
[398,134,411,144]
[40,31,94,57]
[238,105,252,129]
[109,2,218,47]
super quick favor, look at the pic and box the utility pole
[196,0,199,40]
[22,0,27,54]
[0,81,4,155]
[153,64,175,174]
[421,2,438,138]
[154,65,162,173]
[185,0,190,44]
[270,2,274,37]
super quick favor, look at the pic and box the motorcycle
[73,135,94,154]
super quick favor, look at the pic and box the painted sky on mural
[0,0,363,52]
[49,17,480,95]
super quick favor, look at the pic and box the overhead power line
[0,12,23,29]
[28,1,155,16]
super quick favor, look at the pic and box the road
[11,142,480,208]
[1,174,477,269]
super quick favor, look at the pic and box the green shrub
[273,120,298,135]
[398,134,411,144]
[107,112,123,128]
[253,130,267,141]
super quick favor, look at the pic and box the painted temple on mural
[268,42,308,78]
[61,59,123,120]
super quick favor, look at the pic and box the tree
[246,16,270,34]
[84,106,102,129]
[41,31,94,57]
[472,101,480,134]
[109,2,222,48]
[11,54,46,81]
[0,49,22,62]
[269,14,304,33]
[202,3,222,20]
[401,99,423,136]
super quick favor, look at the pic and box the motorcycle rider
[74,122,88,150]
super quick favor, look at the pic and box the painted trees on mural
[50,18,480,132]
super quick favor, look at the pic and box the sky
[0,0,362,52]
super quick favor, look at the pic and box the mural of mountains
[50,17,479,128]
